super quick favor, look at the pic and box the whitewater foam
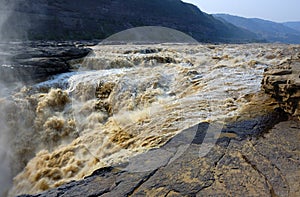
[5,43,298,196]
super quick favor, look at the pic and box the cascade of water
[0,24,285,196]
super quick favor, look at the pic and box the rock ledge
[262,57,300,118]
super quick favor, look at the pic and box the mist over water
[9,42,290,196]
[0,1,12,196]
[0,85,13,197]
[0,1,23,196]
[0,8,297,196]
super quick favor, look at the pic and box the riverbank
[18,100,299,197]
[1,43,299,196]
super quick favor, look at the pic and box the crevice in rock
[241,154,279,197]
[200,145,229,192]
[247,140,291,195]
[127,169,158,196]
[192,143,229,195]
[164,190,171,197]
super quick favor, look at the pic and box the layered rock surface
[262,57,300,118]
[0,41,92,83]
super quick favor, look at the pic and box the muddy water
[5,43,299,196]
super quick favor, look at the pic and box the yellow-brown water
[2,43,298,196]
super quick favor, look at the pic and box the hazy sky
[182,0,300,22]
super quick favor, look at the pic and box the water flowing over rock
[3,44,299,197]
[262,56,300,119]
[18,108,300,197]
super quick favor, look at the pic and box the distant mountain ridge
[214,14,300,44]
[283,22,300,33]
[0,0,259,43]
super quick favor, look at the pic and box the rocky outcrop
[0,0,258,42]
[0,41,92,83]
[262,57,300,118]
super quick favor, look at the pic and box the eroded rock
[262,57,300,118]
[0,41,92,83]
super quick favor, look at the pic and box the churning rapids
[1,43,298,196]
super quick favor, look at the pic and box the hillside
[283,22,300,32]
[0,0,258,42]
[214,14,300,44]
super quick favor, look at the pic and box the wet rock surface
[19,110,300,197]
[12,44,300,197]
[0,41,93,83]
[262,57,300,119]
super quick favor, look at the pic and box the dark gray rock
[0,41,92,83]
